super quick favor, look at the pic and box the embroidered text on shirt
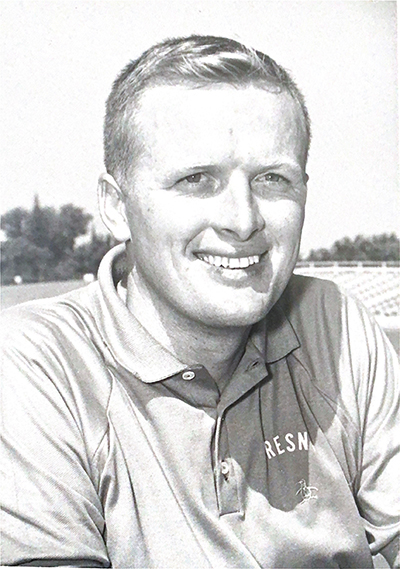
[264,431,309,459]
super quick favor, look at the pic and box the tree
[1,196,94,284]
[1,238,53,283]
[49,204,92,259]
[307,233,400,262]
[1,207,29,239]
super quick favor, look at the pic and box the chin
[193,301,273,329]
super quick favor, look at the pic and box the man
[1,35,398,568]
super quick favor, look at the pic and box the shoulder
[279,274,398,414]
[0,282,107,365]
[1,283,112,452]
[278,273,397,390]
[280,273,379,347]
[1,287,112,565]
[2,281,98,334]
[1,279,108,374]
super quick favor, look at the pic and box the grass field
[1,280,84,311]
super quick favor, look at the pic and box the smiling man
[1,36,399,568]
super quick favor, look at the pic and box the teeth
[198,254,260,269]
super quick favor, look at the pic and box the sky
[0,0,398,255]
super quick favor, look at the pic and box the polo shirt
[1,244,399,568]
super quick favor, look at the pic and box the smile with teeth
[197,254,261,269]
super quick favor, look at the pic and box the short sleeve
[0,310,110,567]
[341,296,400,567]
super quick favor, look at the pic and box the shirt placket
[212,348,269,518]
[213,411,243,515]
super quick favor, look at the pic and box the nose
[212,172,265,241]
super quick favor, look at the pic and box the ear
[98,173,132,242]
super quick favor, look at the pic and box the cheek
[283,207,304,244]
[124,198,192,260]
[123,205,156,257]
[125,194,160,236]
[261,201,304,244]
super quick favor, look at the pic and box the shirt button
[220,460,230,478]
[247,359,260,371]
[182,370,196,381]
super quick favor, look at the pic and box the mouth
[196,253,261,270]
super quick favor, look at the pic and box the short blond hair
[104,35,311,187]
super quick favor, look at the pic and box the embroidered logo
[296,479,318,504]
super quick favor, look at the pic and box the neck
[125,271,251,384]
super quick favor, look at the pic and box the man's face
[121,85,308,328]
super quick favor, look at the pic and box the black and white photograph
[1,1,398,567]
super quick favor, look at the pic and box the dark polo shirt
[1,244,399,568]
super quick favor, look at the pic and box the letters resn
[264,432,309,460]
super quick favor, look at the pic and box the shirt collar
[93,244,299,384]
[263,301,300,363]
[95,244,187,382]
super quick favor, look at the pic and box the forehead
[132,85,308,170]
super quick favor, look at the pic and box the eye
[175,172,219,197]
[183,173,204,184]
[251,171,292,197]
[259,172,288,184]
